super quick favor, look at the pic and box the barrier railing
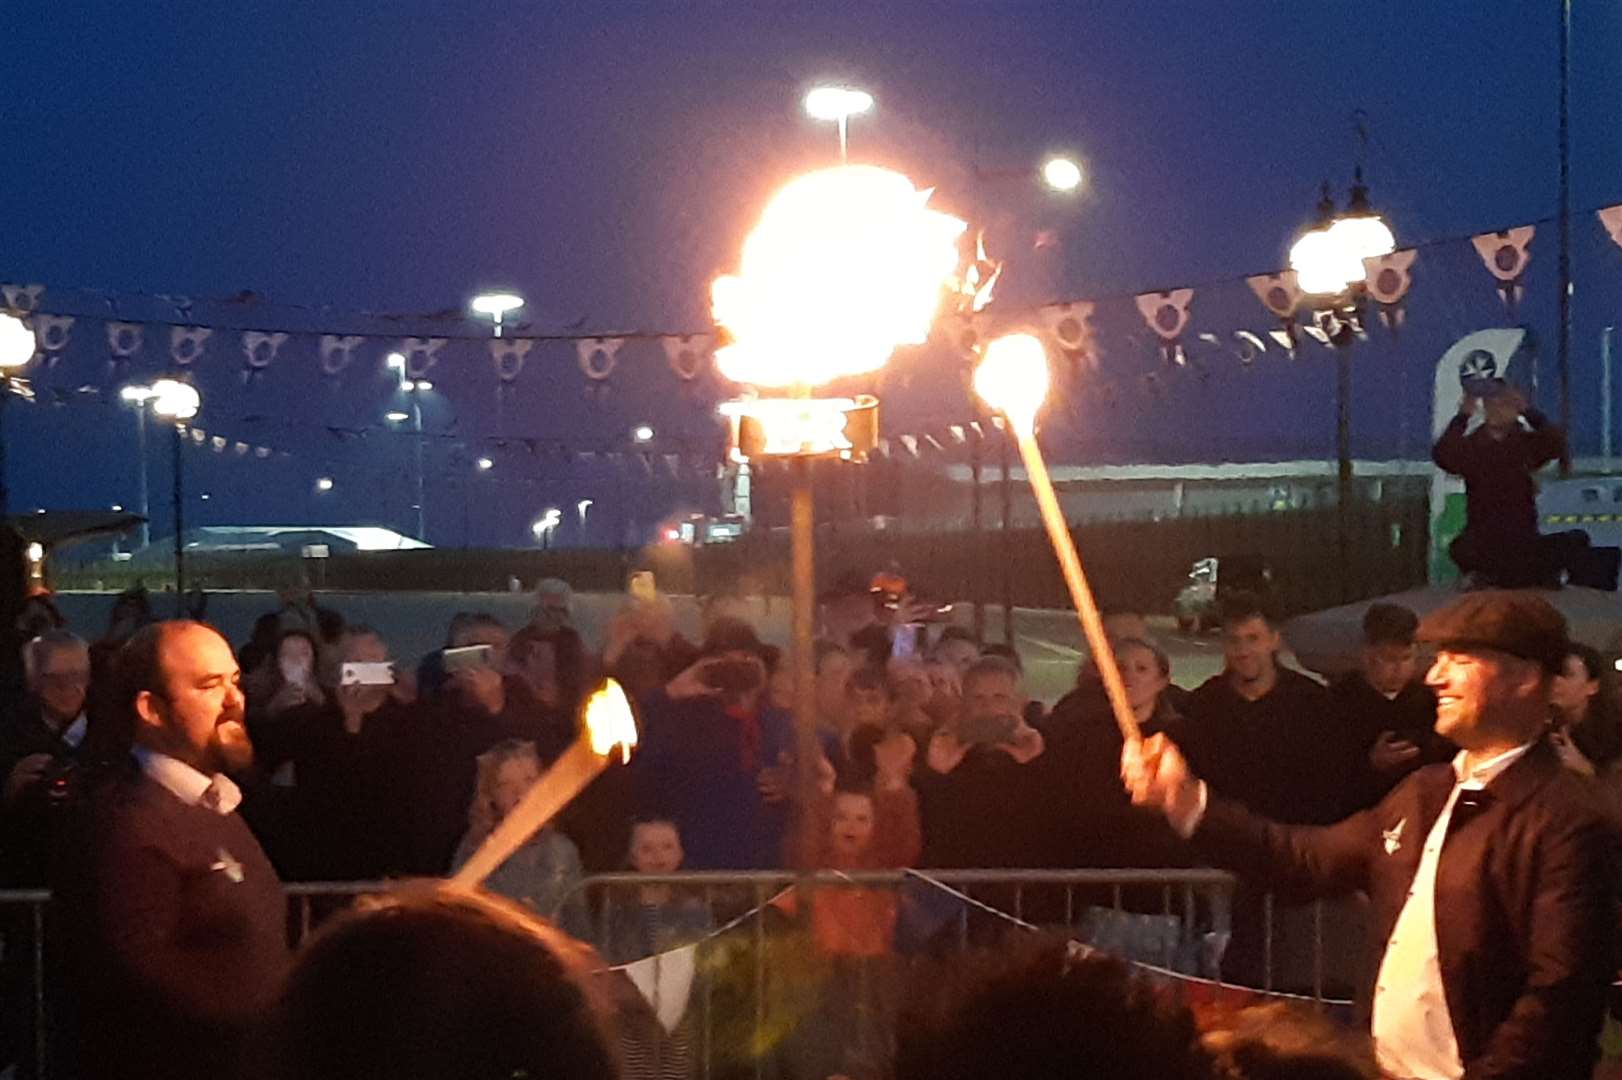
[1,868,1361,1080]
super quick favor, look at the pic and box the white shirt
[133,746,243,816]
[1370,742,1534,1080]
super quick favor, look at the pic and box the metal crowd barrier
[0,869,1362,1080]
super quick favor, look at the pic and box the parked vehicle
[1173,553,1273,633]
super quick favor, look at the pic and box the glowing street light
[0,311,39,518]
[476,456,494,471]
[576,498,593,527]
[531,507,563,549]
[1285,171,1396,600]
[315,477,335,493]
[974,332,1141,745]
[0,312,35,369]
[385,410,410,423]
[804,84,874,162]
[1040,156,1084,193]
[632,424,655,444]
[123,378,203,612]
[470,291,525,338]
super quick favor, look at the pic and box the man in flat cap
[1123,591,1616,1080]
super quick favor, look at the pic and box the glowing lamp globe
[1290,226,1361,297]
[711,164,966,388]
[804,86,873,122]
[0,312,36,369]
[974,333,1051,435]
[1041,157,1084,193]
[149,378,201,421]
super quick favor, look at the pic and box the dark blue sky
[5,2,1621,545]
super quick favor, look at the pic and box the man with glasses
[1,630,93,885]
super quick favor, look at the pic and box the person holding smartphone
[248,626,416,881]
[913,655,1050,870]
[631,617,795,870]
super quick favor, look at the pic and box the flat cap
[1417,590,1569,671]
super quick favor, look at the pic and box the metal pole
[1336,342,1353,602]
[1000,426,1014,644]
[135,404,150,549]
[0,391,9,521]
[172,424,185,615]
[970,423,985,641]
[1604,326,1614,468]
[790,455,820,866]
[1557,0,1572,440]
[412,390,426,542]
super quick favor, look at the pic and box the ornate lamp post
[0,312,38,519]
[1287,172,1395,600]
[712,164,964,853]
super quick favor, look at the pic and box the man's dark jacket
[52,765,289,1080]
[1193,740,1616,1080]
[1432,410,1565,542]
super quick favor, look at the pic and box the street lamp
[713,162,963,858]
[576,498,594,535]
[0,311,38,519]
[531,507,562,549]
[804,84,873,162]
[632,424,654,444]
[476,456,494,471]
[1287,170,1395,601]
[1040,156,1084,193]
[964,151,1086,644]
[974,332,1142,743]
[385,359,429,541]
[147,378,200,613]
[315,477,335,493]
[470,292,525,338]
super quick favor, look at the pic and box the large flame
[583,678,638,763]
[974,333,1051,435]
[712,165,966,388]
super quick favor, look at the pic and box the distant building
[148,525,429,558]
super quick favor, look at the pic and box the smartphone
[340,661,395,687]
[443,644,494,673]
[957,712,1019,746]
[890,623,923,660]
[700,658,764,694]
[628,570,657,604]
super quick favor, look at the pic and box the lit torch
[451,679,638,888]
[973,333,1142,744]
[711,163,965,860]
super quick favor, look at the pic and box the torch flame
[961,230,1002,314]
[582,678,638,763]
[711,165,966,388]
[974,333,1051,436]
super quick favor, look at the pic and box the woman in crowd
[243,629,326,723]
[1548,643,1622,795]
[452,739,591,939]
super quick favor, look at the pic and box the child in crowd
[599,817,714,1080]
[452,740,591,941]
[780,732,922,1079]
[787,730,921,956]
[599,817,714,966]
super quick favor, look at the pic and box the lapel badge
[1382,818,1405,856]
[211,847,245,884]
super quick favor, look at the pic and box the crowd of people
[0,567,1619,1078]
[2,380,1621,1079]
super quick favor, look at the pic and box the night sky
[5,2,1621,546]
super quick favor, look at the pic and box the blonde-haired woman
[452,739,591,940]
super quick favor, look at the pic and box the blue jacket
[632,690,794,869]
